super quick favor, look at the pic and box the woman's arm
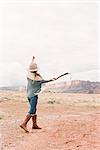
[41,78,57,84]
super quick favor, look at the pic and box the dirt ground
[0,91,100,150]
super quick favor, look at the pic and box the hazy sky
[0,0,99,86]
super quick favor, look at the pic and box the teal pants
[28,95,38,115]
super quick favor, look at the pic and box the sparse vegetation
[0,91,100,150]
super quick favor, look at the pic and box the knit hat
[29,63,38,72]
[27,56,43,80]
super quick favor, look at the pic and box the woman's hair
[36,73,42,78]
[32,71,42,78]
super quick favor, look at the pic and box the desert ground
[0,90,100,150]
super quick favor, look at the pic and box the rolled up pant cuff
[28,113,36,116]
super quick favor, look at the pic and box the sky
[0,0,99,87]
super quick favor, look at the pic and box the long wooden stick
[56,72,70,79]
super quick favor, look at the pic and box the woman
[20,56,57,132]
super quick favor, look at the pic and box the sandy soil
[0,91,100,150]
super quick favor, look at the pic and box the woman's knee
[28,107,37,114]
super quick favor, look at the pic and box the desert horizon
[0,80,100,94]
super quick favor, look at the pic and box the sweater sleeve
[41,79,54,84]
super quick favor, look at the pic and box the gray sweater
[27,78,53,98]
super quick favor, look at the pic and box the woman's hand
[52,78,57,81]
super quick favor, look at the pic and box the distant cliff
[45,80,100,94]
[0,80,100,94]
